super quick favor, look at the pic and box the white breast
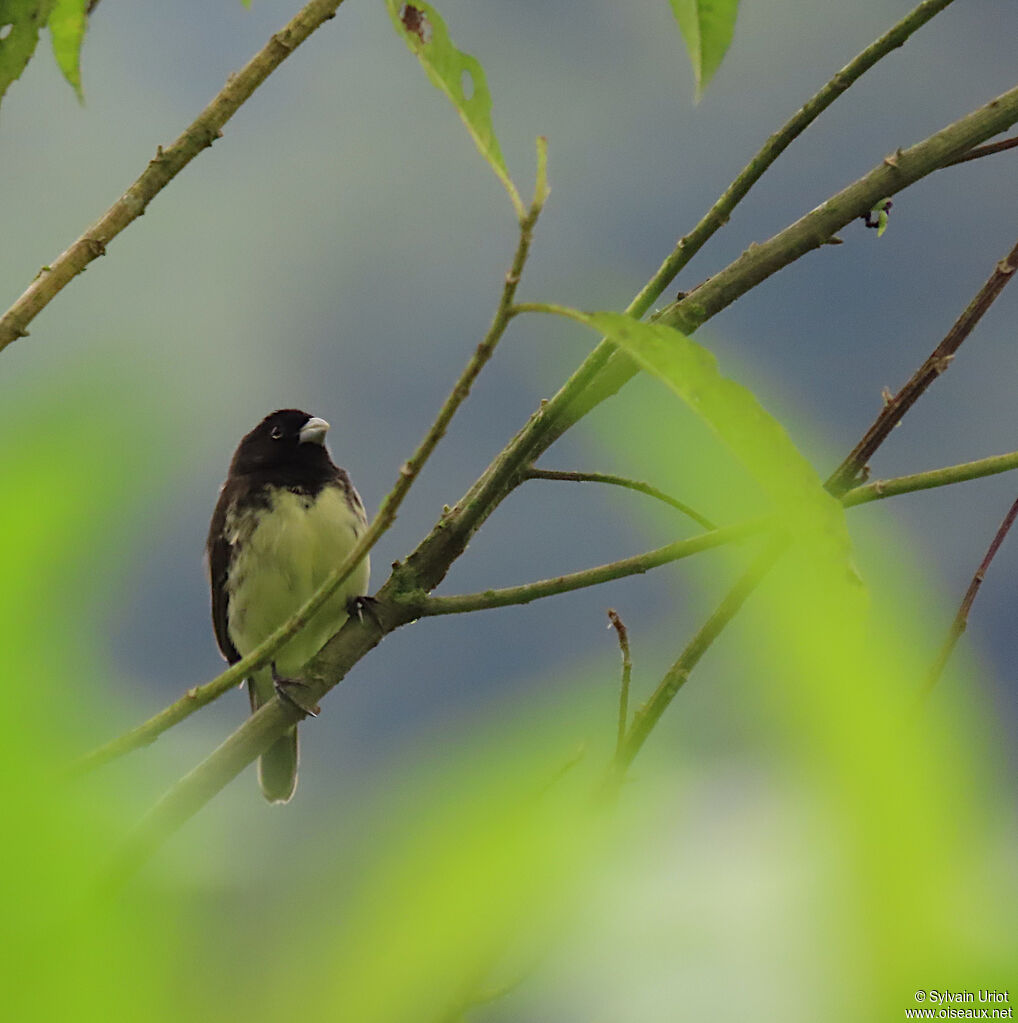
[226,486,370,676]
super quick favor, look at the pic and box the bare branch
[524,467,716,530]
[944,134,1018,166]
[607,610,632,757]
[0,0,350,353]
[616,535,788,772]
[842,449,1018,507]
[409,520,765,617]
[924,496,1018,694]
[826,235,1018,495]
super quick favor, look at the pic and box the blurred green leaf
[584,331,1018,1018]
[550,308,850,565]
[47,0,86,99]
[385,0,524,217]
[668,0,740,99]
[0,369,180,1023]
[0,0,54,106]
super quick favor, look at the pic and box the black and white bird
[206,409,370,803]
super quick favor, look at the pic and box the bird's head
[229,409,333,477]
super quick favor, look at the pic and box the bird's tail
[248,678,299,804]
[257,727,299,804]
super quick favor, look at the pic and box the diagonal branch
[826,235,1018,495]
[0,0,350,354]
[400,79,1018,607]
[924,495,1018,695]
[627,0,959,320]
[944,134,1018,166]
[841,448,1018,507]
[615,535,788,772]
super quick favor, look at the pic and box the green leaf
[0,0,54,106]
[549,309,848,551]
[668,0,740,100]
[47,0,86,100]
[385,0,524,218]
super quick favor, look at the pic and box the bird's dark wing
[207,480,241,665]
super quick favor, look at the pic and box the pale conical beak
[299,417,330,445]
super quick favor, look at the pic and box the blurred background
[1,1,1016,1019]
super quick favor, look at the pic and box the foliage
[2,1,1016,1021]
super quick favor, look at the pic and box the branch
[924,495,1018,695]
[78,145,549,776]
[407,79,1018,588]
[523,467,716,530]
[841,449,1018,507]
[0,0,350,354]
[944,134,1018,166]
[408,520,765,617]
[627,0,959,319]
[393,449,1018,620]
[607,610,632,757]
[616,534,788,772]
[826,235,1018,495]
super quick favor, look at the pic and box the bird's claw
[347,594,381,628]
[271,661,320,718]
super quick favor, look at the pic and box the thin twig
[924,496,1018,695]
[0,0,350,354]
[944,134,1018,166]
[406,447,1018,619]
[826,236,1018,496]
[616,534,788,772]
[409,520,765,617]
[627,0,959,320]
[524,467,716,530]
[76,142,550,777]
[841,448,1018,507]
[607,610,632,756]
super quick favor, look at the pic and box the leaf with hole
[385,1,524,218]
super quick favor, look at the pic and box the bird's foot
[271,661,320,718]
[347,594,381,628]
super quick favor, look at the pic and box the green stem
[616,535,788,772]
[523,467,716,530]
[842,449,1018,506]
[412,520,764,617]
[607,610,633,758]
[0,0,350,353]
[628,0,959,320]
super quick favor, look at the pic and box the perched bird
[206,409,370,803]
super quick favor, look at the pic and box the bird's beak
[299,417,330,445]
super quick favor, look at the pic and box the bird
[206,409,370,803]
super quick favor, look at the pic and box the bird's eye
[270,426,284,440]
